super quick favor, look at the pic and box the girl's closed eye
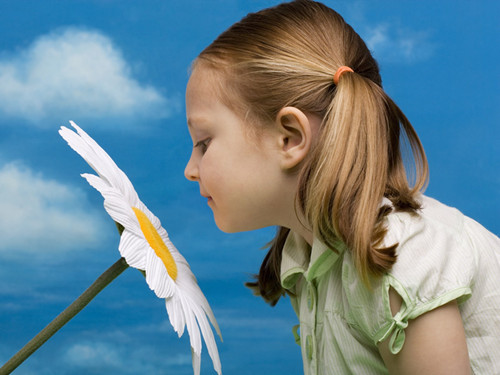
[195,138,211,154]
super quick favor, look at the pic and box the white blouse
[281,195,500,374]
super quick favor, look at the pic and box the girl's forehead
[186,69,215,104]
[186,65,245,120]
[186,67,225,111]
[187,65,222,93]
[186,70,236,128]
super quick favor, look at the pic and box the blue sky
[0,1,498,374]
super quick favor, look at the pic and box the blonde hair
[196,0,428,305]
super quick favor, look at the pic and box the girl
[184,1,500,373]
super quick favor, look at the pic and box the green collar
[280,231,346,289]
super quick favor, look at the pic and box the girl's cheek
[198,157,209,180]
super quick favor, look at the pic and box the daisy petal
[165,294,186,337]
[82,174,143,237]
[145,249,176,298]
[192,350,201,375]
[189,296,222,375]
[181,295,203,355]
[119,230,148,269]
[194,288,222,341]
[59,126,103,176]
[61,126,119,191]
[62,122,140,206]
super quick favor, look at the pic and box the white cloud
[362,23,434,64]
[65,342,121,368]
[0,27,176,125]
[0,162,107,254]
[63,339,192,373]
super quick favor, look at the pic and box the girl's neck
[294,225,313,246]
[285,206,313,246]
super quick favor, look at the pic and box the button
[307,284,315,311]
[305,334,313,361]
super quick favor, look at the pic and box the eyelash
[194,138,211,154]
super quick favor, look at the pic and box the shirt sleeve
[372,200,475,354]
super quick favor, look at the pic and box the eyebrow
[186,116,208,129]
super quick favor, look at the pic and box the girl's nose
[184,153,199,181]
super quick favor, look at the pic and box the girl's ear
[275,106,316,171]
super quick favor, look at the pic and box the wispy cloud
[0,162,107,255]
[0,28,177,125]
[362,23,434,64]
[343,2,434,64]
[65,342,122,369]
[63,339,192,374]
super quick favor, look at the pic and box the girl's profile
[184,0,500,373]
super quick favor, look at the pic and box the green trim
[306,237,345,282]
[406,287,472,319]
[292,324,301,346]
[282,267,305,289]
[306,250,337,282]
[374,283,472,353]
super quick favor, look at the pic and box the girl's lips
[201,193,212,202]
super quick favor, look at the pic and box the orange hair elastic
[333,66,354,85]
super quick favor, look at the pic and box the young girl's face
[184,66,294,233]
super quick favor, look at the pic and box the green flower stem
[0,257,129,375]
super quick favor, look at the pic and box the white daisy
[59,121,222,375]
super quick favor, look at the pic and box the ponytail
[299,70,428,284]
[245,227,290,306]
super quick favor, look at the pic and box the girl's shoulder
[365,195,500,365]
[382,195,466,247]
[381,195,479,304]
[344,194,498,331]
[382,194,499,288]
[322,195,499,368]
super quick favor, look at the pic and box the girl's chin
[214,217,241,233]
[214,216,269,234]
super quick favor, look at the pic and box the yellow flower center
[132,207,178,280]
